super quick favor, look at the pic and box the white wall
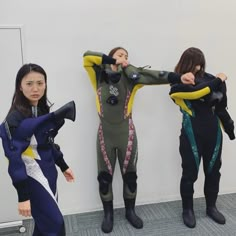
[0,0,236,217]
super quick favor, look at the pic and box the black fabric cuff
[13,179,30,202]
[102,55,116,65]
[223,119,235,140]
[227,130,235,140]
[55,158,69,172]
[167,72,181,84]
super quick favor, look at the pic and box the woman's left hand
[181,72,195,85]
[63,168,75,182]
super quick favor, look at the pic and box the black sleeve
[13,179,30,202]
[52,143,69,172]
[102,54,116,65]
[170,78,223,100]
[167,72,181,84]
[215,82,235,140]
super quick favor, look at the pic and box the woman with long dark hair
[0,63,76,235]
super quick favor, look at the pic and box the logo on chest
[106,85,119,105]
[109,85,119,96]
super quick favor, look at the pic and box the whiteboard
[0,26,24,223]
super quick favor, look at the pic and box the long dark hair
[108,47,128,57]
[8,63,51,117]
[175,47,206,77]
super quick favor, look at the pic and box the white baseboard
[0,220,23,229]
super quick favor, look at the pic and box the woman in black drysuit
[169,47,235,228]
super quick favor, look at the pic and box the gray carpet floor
[1,193,236,236]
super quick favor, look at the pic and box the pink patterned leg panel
[98,123,113,175]
[124,91,131,119]
[123,118,135,174]
[97,87,104,117]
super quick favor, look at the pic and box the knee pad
[123,172,137,193]
[97,172,112,195]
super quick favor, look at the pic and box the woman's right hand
[216,73,227,82]
[63,168,75,182]
[18,200,31,217]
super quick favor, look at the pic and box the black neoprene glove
[223,119,235,140]
[217,110,235,140]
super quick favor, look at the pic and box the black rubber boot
[182,209,196,228]
[207,206,226,224]
[101,201,113,233]
[205,194,226,224]
[182,198,196,228]
[53,101,76,121]
[124,198,143,229]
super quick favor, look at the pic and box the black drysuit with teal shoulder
[169,73,235,207]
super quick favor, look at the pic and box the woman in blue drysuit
[169,47,235,228]
[0,63,76,235]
